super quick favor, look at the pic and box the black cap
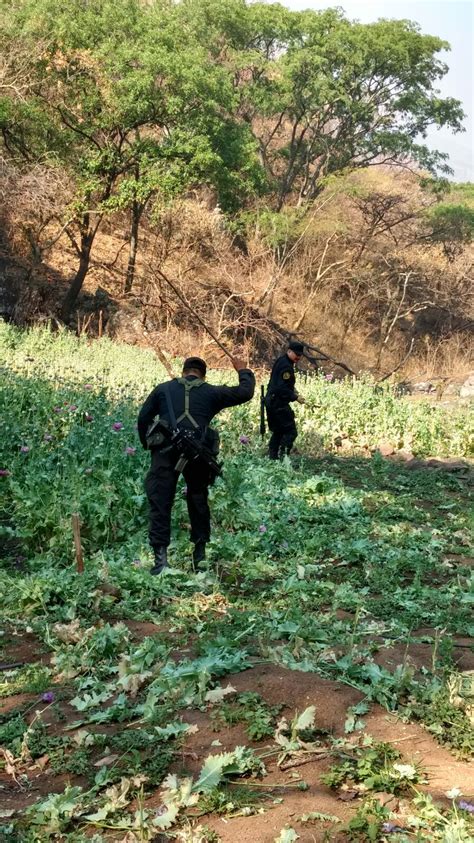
[288,340,304,355]
[183,356,207,376]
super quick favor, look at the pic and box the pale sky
[281,0,474,181]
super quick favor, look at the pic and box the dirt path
[152,665,474,843]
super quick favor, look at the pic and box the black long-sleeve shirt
[266,354,298,404]
[137,369,255,448]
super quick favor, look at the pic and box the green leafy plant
[212,692,284,740]
[321,739,424,794]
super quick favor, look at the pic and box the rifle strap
[163,383,177,427]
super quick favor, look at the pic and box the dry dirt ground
[1,621,473,842]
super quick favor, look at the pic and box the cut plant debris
[0,326,473,841]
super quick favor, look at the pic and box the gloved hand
[296,393,305,405]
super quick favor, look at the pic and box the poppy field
[0,324,473,842]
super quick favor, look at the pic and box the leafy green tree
[424,183,474,260]
[0,0,264,315]
[219,4,465,208]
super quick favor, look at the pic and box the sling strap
[163,378,205,431]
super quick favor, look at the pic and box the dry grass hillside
[1,166,473,380]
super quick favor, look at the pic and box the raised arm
[210,360,256,413]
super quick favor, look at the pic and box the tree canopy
[0,0,467,317]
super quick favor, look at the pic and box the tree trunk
[124,199,143,294]
[60,224,95,322]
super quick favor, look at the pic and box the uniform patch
[282,371,291,380]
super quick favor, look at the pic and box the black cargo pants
[145,446,211,550]
[266,400,297,459]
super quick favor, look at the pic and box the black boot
[150,546,168,575]
[192,540,207,569]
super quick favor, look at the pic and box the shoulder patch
[282,371,291,380]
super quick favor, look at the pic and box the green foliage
[404,684,474,760]
[197,783,266,816]
[0,325,472,840]
[425,183,474,256]
[321,739,423,794]
[1,0,465,230]
[0,663,51,697]
[212,691,284,740]
[345,798,391,842]
[0,714,28,754]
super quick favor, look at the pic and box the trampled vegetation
[0,327,473,841]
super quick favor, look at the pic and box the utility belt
[265,392,287,408]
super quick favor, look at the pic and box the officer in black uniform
[265,340,305,460]
[138,355,255,574]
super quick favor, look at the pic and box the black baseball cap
[183,356,207,376]
[288,340,304,355]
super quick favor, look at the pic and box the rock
[443,381,461,396]
[394,382,412,396]
[340,438,354,451]
[460,373,474,399]
[394,450,415,462]
[413,381,435,393]
[375,441,395,457]
[334,434,352,449]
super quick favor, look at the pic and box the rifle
[260,385,266,439]
[146,418,222,479]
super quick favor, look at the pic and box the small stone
[460,373,474,399]
[376,441,395,457]
[394,450,415,462]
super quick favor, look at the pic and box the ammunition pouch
[146,418,222,479]
[146,417,171,450]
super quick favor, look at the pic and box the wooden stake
[72,513,84,573]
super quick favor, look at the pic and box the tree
[0,0,265,317]
[424,183,474,260]
[226,6,465,207]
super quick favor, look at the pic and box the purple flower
[381,823,404,834]
[41,691,55,703]
[239,435,250,445]
[43,434,53,442]
[259,524,267,533]
[84,384,93,390]
[0,468,10,477]
[20,445,30,454]
[84,413,94,422]
[53,406,62,413]
[132,559,142,568]
[459,801,474,813]
[325,373,334,381]
[68,404,77,412]
[125,446,136,456]
[112,422,124,431]
[182,485,188,497]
